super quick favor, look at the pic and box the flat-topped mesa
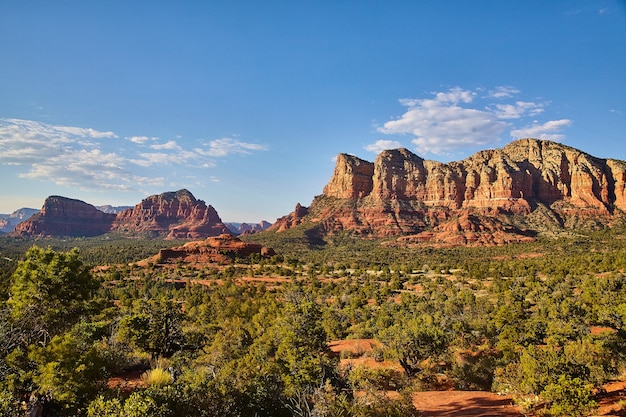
[274,139,626,242]
[11,196,116,237]
[112,189,231,239]
[146,234,276,266]
[321,139,626,214]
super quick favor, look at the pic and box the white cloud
[128,135,153,144]
[0,118,268,196]
[150,140,181,150]
[130,149,199,167]
[364,140,403,153]
[378,87,507,154]
[0,118,112,165]
[200,138,268,157]
[0,119,186,192]
[54,125,117,139]
[487,86,520,98]
[16,148,155,191]
[493,101,544,119]
[510,119,572,141]
[378,87,573,155]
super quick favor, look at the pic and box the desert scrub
[140,367,173,387]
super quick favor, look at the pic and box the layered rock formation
[112,189,231,239]
[12,197,116,237]
[271,139,626,244]
[12,189,232,239]
[141,234,275,266]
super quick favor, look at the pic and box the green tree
[274,289,335,397]
[379,313,449,378]
[25,322,113,415]
[542,375,597,417]
[115,296,185,360]
[7,246,99,343]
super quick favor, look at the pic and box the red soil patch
[329,339,404,371]
[597,381,626,416]
[329,339,381,355]
[412,390,522,417]
[238,276,291,284]
[591,326,617,335]
[492,252,543,261]
[107,371,145,393]
[341,356,404,371]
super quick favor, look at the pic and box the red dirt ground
[413,390,522,417]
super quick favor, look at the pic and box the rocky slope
[112,189,231,239]
[11,189,232,239]
[12,197,116,237]
[139,234,275,266]
[271,139,626,245]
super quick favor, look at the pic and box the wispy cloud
[492,101,544,119]
[128,135,154,144]
[199,138,268,157]
[364,140,403,154]
[487,86,520,98]
[150,140,181,150]
[510,119,572,141]
[0,118,267,193]
[375,87,572,155]
[377,87,508,154]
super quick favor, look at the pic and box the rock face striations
[141,234,275,266]
[112,189,231,239]
[12,189,232,239]
[12,197,116,237]
[271,139,626,245]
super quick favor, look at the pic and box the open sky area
[1,1,625,222]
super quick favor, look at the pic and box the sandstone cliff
[112,189,231,239]
[271,139,626,244]
[139,234,275,266]
[12,197,116,237]
[12,190,232,239]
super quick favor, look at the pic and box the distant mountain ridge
[0,208,39,233]
[225,221,273,235]
[10,189,232,239]
[96,205,132,214]
[271,138,626,245]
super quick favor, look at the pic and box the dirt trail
[412,391,522,417]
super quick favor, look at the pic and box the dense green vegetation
[2,227,626,416]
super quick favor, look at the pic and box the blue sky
[1,1,625,222]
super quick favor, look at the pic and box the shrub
[141,367,173,387]
[542,375,597,417]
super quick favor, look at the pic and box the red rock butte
[271,139,626,244]
[12,189,232,239]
